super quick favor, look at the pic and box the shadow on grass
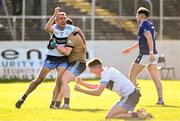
[70,108,106,112]
[0,79,52,83]
[124,119,146,121]
[0,78,98,83]
[144,104,180,108]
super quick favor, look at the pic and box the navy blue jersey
[138,20,158,55]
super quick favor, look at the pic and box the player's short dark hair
[88,58,102,67]
[137,7,150,17]
[57,12,66,17]
[66,18,73,25]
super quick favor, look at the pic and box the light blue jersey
[46,24,76,56]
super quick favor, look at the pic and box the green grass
[0,80,180,121]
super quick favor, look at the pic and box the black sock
[55,101,61,108]
[132,112,139,118]
[50,101,55,106]
[158,97,163,102]
[64,98,70,105]
[21,94,28,100]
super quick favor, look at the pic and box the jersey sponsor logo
[56,39,67,44]
[52,34,68,44]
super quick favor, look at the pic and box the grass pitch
[0,80,180,121]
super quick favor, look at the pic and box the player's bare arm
[75,27,86,44]
[75,27,87,49]
[75,77,98,89]
[74,83,106,96]
[144,31,155,62]
[56,46,72,56]
[123,41,139,55]
[44,7,61,33]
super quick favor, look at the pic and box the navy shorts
[116,89,141,111]
[43,55,68,70]
[67,61,86,76]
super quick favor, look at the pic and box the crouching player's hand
[74,85,81,91]
[75,77,82,84]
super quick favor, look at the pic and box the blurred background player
[74,58,153,119]
[123,7,164,105]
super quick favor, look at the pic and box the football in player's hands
[47,39,57,49]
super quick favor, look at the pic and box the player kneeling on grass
[74,58,154,119]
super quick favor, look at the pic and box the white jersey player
[75,58,154,119]
[99,67,135,97]
[46,23,76,57]
[15,7,77,109]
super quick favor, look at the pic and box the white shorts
[134,54,158,66]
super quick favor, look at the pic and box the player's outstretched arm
[122,41,139,55]
[75,77,98,89]
[74,83,106,96]
[44,7,61,32]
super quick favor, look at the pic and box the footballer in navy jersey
[123,7,164,105]
[138,20,157,55]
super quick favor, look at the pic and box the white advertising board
[0,41,95,80]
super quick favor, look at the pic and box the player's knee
[61,77,70,85]
[35,80,42,85]
[55,80,62,88]
[33,77,44,85]
[37,75,45,81]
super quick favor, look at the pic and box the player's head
[56,12,67,27]
[136,7,150,23]
[66,18,73,25]
[87,58,103,77]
